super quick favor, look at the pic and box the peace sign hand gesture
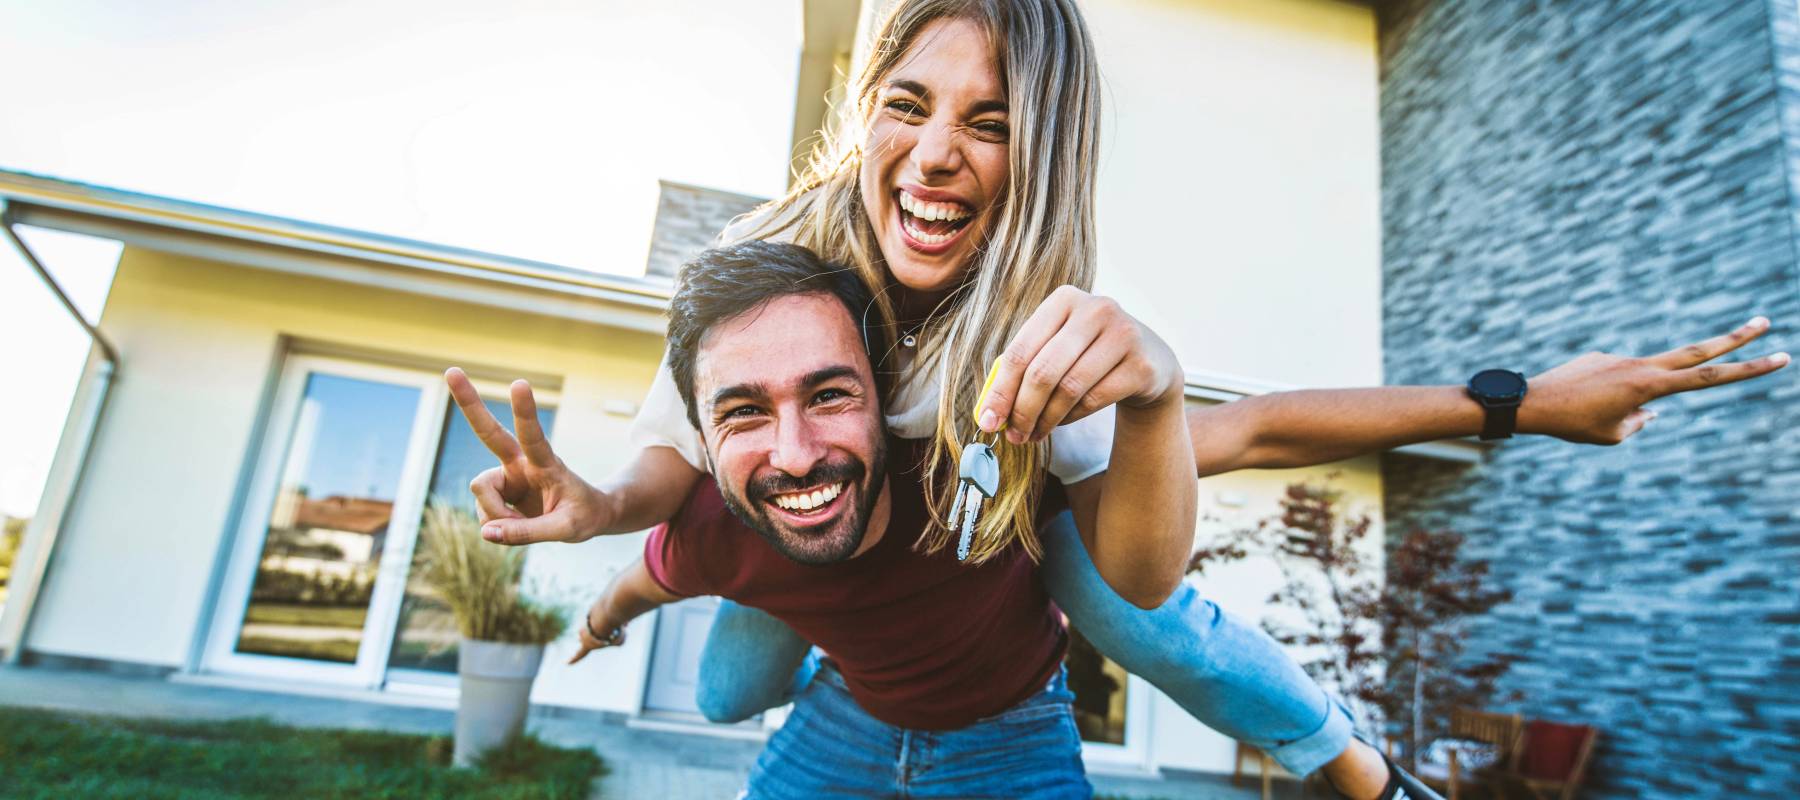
[1520,316,1789,444]
[445,368,615,545]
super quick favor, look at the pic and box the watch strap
[1479,402,1518,441]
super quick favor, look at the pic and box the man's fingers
[1662,351,1791,395]
[469,469,523,525]
[510,380,558,468]
[480,514,570,546]
[446,368,523,462]
[1652,317,1771,368]
[980,289,1079,433]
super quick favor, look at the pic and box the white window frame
[1079,673,1155,772]
[200,353,558,691]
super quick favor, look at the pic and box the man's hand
[1519,316,1789,444]
[568,596,627,665]
[446,367,616,544]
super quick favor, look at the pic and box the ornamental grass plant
[415,498,569,646]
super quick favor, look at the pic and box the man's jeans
[699,510,1355,776]
[743,661,1091,799]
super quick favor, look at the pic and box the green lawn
[0,706,605,799]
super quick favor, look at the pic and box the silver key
[952,441,1000,561]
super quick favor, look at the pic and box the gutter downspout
[0,199,120,664]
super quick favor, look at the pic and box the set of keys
[950,360,1004,561]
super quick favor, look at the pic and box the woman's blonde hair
[731,0,1102,564]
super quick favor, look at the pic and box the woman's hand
[1519,316,1788,444]
[568,596,628,665]
[446,368,616,545]
[976,286,1186,444]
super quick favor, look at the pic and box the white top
[628,346,1116,484]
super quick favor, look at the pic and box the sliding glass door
[203,355,555,689]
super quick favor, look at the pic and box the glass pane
[1067,627,1129,745]
[235,373,421,663]
[386,397,556,674]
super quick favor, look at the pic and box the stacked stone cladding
[1378,1,1800,797]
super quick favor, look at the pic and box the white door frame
[201,355,558,689]
[1080,673,1155,771]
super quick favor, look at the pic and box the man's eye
[814,389,848,404]
[723,406,761,419]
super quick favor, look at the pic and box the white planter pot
[454,638,546,767]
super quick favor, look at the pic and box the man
[567,241,1099,797]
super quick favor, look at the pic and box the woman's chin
[885,259,966,296]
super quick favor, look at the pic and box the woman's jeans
[697,510,1355,776]
[745,661,1091,799]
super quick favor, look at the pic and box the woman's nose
[910,118,964,177]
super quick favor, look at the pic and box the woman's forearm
[1087,394,1199,609]
[1188,386,1480,475]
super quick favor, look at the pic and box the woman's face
[860,17,1011,298]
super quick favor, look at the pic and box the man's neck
[847,478,893,559]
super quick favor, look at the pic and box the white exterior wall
[23,246,668,715]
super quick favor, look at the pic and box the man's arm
[569,558,686,664]
[446,368,705,544]
[1187,317,1788,476]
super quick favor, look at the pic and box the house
[0,0,1510,783]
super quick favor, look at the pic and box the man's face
[694,292,887,565]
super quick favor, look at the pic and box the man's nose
[767,415,827,478]
[910,119,964,177]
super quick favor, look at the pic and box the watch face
[1470,369,1526,398]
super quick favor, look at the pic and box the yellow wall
[24,246,667,712]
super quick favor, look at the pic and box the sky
[0,0,805,518]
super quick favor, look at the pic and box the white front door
[642,596,722,715]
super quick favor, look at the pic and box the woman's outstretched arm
[1187,316,1787,476]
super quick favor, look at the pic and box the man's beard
[717,438,887,566]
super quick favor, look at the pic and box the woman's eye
[885,99,924,117]
[974,120,1010,139]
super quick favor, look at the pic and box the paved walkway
[0,664,1308,799]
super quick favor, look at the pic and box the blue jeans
[744,661,1091,799]
[699,511,1354,776]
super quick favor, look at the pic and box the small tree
[1188,481,1514,762]
[1376,529,1515,764]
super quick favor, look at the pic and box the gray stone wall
[644,181,768,280]
[1378,1,1800,797]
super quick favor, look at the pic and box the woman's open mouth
[895,189,975,254]
[764,481,850,529]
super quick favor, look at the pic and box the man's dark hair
[667,240,883,429]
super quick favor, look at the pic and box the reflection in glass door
[233,374,422,664]
[205,356,560,689]
[385,396,555,679]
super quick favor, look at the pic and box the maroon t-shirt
[643,437,1068,731]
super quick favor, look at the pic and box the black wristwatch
[1466,369,1528,441]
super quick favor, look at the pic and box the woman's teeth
[898,191,971,222]
[773,483,844,512]
[903,216,956,245]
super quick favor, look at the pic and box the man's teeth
[898,191,970,222]
[773,483,844,512]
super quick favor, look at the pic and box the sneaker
[1375,751,1445,800]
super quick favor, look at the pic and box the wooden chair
[1414,709,1524,800]
[1504,720,1599,800]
